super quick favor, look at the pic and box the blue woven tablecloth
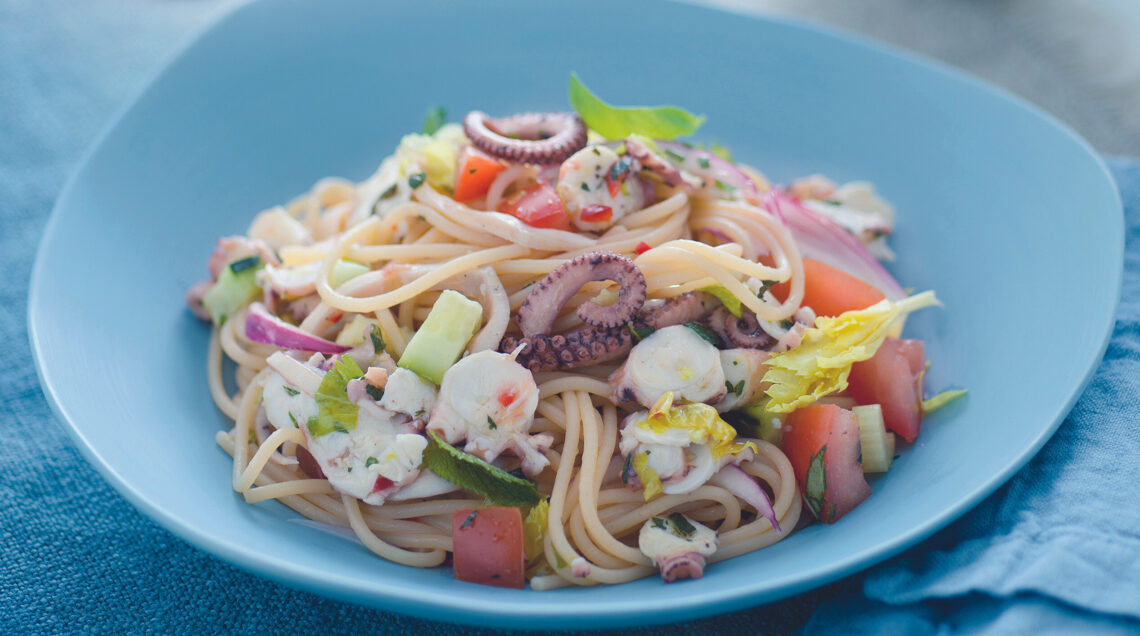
[3,3,1138,633]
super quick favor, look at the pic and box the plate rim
[27,0,1124,628]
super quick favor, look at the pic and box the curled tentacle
[635,291,718,329]
[463,111,587,165]
[501,326,633,373]
[517,252,647,337]
[706,306,776,349]
[659,552,708,583]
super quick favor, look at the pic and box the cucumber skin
[201,260,262,325]
[397,289,483,385]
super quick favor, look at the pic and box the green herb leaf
[701,285,743,318]
[228,255,261,275]
[697,156,711,169]
[422,105,447,135]
[459,509,478,530]
[683,322,723,347]
[724,379,746,397]
[306,356,365,438]
[365,384,384,401]
[422,431,541,506]
[667,513,697,538]
[651,517,666,530]
[714,179,737,193]
[365,456,378,468]
[568,73,705,140]
[369,324,386,354]
[288,412,299,428]
[282,386,300,397]
[804,445,828,519]
[663,148,687,163]
[408,172,427,189]
[486,415,498,430]
[627,323,656,343]
[580,182,590,191]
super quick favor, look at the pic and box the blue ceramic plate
[29,0,1122,629]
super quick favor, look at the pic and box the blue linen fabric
[3,2,1139,634]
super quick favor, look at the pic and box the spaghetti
[187,89,936,589]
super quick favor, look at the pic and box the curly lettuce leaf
[762,291,941,413]
[568,73,705,140]
[639,392,756,460]
[522,499,549,561]
[422,432,541,506]
[306,356,364,437]
[922,388,967,414]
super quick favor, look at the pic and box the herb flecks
[408,172,427,189]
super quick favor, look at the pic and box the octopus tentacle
[501,326,633,373]
[635,290,718,329]
[659,552,707,582]
[706,306,776,349]
[624,136,701,192]
[464,111,587,165]
[517,252,647,337]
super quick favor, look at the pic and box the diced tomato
[635,241,652,255]
[371,475,395,494]
[452,147,505,203]
[452,507,525,589]
[781,404,871,523]
[848,338,925,442]
[580,204,613,224]
[497,181,571,231]
[771,258,886,317]
[497,386,519,408]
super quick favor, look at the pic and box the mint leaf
[422,431,541,506]
[683,322,723,347]
[667,513,696,538]
[568,73,705,140]
[701,285,742,318]
[422,105,447,135]
[307,356,364,438]
[369,324,385,354]
[804,445,828,519]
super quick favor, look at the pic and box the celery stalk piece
[854,404,894,473]
[201,256,262,326]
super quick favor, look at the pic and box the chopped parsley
[282,386,300,397]
[369,324,385,354]
[365,456,378,468]
[486,416,497,430]
[580,182,590,191]
[407,172,427,189]
[459,510,478,530]
[725,379,745,397]
[287,412,299,428]
[365,384,384,401]
[667,513,696,538]
[697,156,711,169]
[683,322,723,347]
[663,148,687,163]
[714,179,737,193]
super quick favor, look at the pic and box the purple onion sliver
[244,302,351,354]
[711,464,782,534]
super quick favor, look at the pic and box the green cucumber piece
[201,257,263,326]
[330,259,370,290]
[397,289,482,384]
[742,399,784,446]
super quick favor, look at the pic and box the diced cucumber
[741,398,784,446]
[330,259,370,290]
[397,289,483,384]
[854,404,895,473]
[335,315,377,347]
[201,256,262,326]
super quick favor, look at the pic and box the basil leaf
[804,445,828,519]
[422,431,541,506]
[568,73,705,140]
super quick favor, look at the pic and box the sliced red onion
[654,141,760,204]
[710,464,781,533]
[763,189,905,301]
[245,302,351,354]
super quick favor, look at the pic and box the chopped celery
[742,399,784,446]
[329,260,370,290]
[854,404,894,473]
[201,256,263,326]
[397,289,483,384]
[335,315,381,347]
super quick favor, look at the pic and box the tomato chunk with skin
[781,404,871,524]
[848,338,925,442]
[771,258,886,317]
[451,507,525,588]
[497,181,571,231]
[453,147,505,203]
